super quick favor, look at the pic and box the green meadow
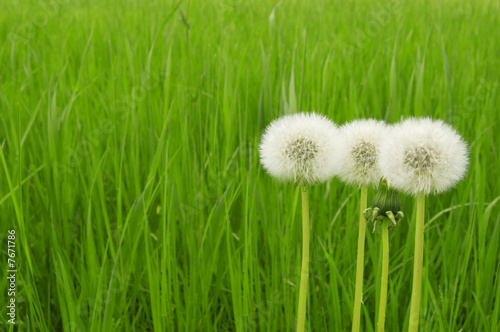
[1,0,500,330]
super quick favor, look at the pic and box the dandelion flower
[259,112,341,185]
[363,179,404,332]
[378,118,469,196]
[379,117,469,332]
[338,119,388,188]
[259,112,340,332]
[336,119,389,332]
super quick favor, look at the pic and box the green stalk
[377,220,389,332]
[297,185,310,332]
[409,194,426,332]
[352,186,368,332]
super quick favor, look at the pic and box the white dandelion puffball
[337,119,389,187]
[259,112,341,185]
[379,118,469,196]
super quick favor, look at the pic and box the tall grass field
[1,0,500,331]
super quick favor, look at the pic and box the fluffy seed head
[259,112,341,185]
[337,119,389,187]
[379,118,469,196]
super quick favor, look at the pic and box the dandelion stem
[377,219,389,332]
[409,194,425,332]
[352,186,368,332]
[297,185,310,332]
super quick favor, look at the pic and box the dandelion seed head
[259,112,341,185]
[379,118,469,196]
[337,119,388,187]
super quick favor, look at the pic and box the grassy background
[1,0,500,330]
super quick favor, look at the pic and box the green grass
[1,0,500,330]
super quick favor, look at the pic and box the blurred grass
[1,0,499,331]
